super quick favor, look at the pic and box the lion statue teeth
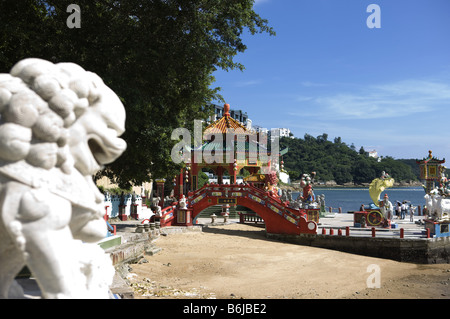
[0,58,127,299]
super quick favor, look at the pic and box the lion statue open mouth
[0,58,127,298]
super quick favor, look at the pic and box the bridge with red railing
[159,183,318,235]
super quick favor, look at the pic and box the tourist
[410,204,415,222]
[396,202,401,219]
[400,201,407,219]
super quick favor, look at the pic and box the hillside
[280,134,418,185]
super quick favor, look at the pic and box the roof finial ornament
[224,103,230,116]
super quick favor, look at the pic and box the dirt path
[127,223,450,299]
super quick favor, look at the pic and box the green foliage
[0,0,274,188]
[280,136,418,185]
[397,159,421,178]
[240,168,251,178]
[197,171,210,188]
[97,185,133,195]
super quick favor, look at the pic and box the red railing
[160,205,176,226]
[239,212,265,224]
[188,183,284,204]
[188,183,306,221]
[140,204,177,227]
[162,183,318,234]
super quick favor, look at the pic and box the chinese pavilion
[173,103,275,198]
[416,150,446,194]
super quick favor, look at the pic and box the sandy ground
[127,223,450,299]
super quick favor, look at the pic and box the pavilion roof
[203,103,248,135]
[188,103,287,165]
[416,150,445,165]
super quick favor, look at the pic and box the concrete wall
[107,232,158,268]
[104,193,154,220]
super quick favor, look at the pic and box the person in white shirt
[400,201,407,219]
[409,204,415,222]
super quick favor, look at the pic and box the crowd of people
[395,200,415,221]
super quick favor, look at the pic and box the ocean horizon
[293,186,426,214]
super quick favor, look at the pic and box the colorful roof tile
[204,103,248,135]
[416,150,445,164]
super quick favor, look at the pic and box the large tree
[0,0,274,187]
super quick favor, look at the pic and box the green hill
[280,135,418,185]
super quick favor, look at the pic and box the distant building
[270,128,292,141]
[230,109,248,125]
[246,118,252,131]
[208,103,248,125]
[368,150,378,158]
[209,103,224,121]
[252,124,268,135]
[208,104,294,140]
[368,150,381,162]
[253,125,267,133]
[276,128,292,138]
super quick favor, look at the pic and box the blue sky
[211,0,450,161]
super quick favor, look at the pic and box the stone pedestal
[130,204,139,220]
[119,205,127,221]
[156,179,166,207]
[135,225,145,233]
[223,212,229,223]
[425,219,450,237]
[175,208,193,226]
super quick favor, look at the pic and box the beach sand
[127,223,450,299]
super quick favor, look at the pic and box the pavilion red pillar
[177,168,183,199]
[217,166,223,184]
[232,159,237,184]
[191,163,199,190]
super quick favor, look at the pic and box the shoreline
[283,181,423,192]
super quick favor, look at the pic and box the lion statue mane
[0,58,126,298]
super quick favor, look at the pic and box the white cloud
[254,0,270,5]
[300,81,328,88]
[278,77,450,160]
[295,96,314,102]
[296,79,450,120]
[234,79,262,87]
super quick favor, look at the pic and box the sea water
[292,186,426,214]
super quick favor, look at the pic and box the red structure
[161,183,317,235]
[353,210,391,228]
[167,103,318,235]
[174,103,274,197]
[416,150,446,194]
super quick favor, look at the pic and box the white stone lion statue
[0,58,127,298]
[424,193,450,222]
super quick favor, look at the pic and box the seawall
[266,233,450,264]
